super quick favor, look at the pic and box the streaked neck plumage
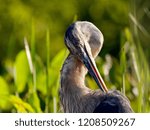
[60,54,92,112]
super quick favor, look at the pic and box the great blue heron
[60,21,133,113]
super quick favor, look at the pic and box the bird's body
[60,21,133,113]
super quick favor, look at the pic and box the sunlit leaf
[36,70,47,95]
[14,50,30,93]
[28,92,42,112]
[51,49,68,69]
[0,76,12,110]
[49,49,68,92]
[0,76,9,95]
[9,95,35,113]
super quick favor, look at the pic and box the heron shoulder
[93,90,133,113]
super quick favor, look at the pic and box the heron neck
[61,54,89,89]
[60,54,90,112]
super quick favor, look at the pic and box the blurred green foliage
[0,0,130,61]
[0,0,150,112]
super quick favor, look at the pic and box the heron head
[65,21,104,58]
[64,21,108,93]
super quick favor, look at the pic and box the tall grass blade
[24,37,34,74]
[45,29,50,112]
[24,37,36,92]
[31,19,36,62]
[53,97,57,113]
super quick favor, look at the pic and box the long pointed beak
[83,45,108,93]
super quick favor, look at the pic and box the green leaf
[125,28,132,43]
[9,95,35,113]
[34,55,47,95]
[0,76,9,95]
[51,49,68,69]
[14,50,30,93]
[49,49,68,95]
[50,49,68,86]
[28,92,42,112]
[36,70,47,95]
[0,76,12,110]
